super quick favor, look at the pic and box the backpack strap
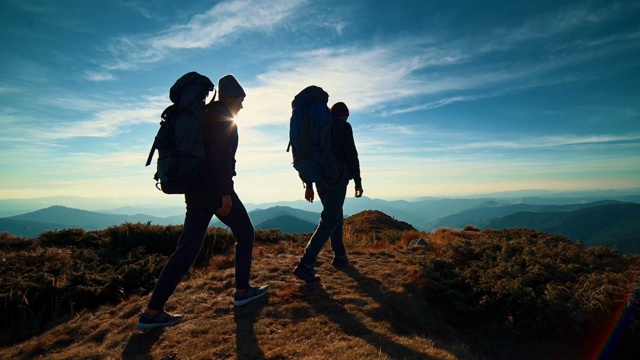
[145,141,156,166]
[146,104,175,166]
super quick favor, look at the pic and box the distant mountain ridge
[480,203,640,253]
[425,200,623,230]
[250,206,319,225]
[255,215,317,234]
[0,205,320,238]
[3,189,639,224]
[1,206,184,238]
[2,198,640,253]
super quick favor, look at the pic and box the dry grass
[0,241,474,360]
[1,226,636,359]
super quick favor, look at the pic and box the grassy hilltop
[1,210,639,359]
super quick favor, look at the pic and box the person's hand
[355,187,363,198]
[305,187,315,203]
[216,194,233,216]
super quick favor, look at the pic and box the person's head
[218,74,246,117]
[331,102,349,121]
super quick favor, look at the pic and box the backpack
[286,85,340,184]
[145,72,214,194]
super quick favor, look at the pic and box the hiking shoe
[234,284,270,306]
[293,261,321,283]
[331,255,350,269]
[136,310,183,330]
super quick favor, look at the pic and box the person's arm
[304,182,314,203]
[344,123,363,196]
[216,194,232,216]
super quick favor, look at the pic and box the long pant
[301,176,349,264]
[148,190,254,311]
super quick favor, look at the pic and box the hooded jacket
[332,116,362,188]
[187,101,238,210]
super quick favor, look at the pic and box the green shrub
[0,223,239,346]
[415,229,640,345]
[0,232,35,251]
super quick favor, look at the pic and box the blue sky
[1,0,639,207]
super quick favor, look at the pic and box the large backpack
[145,72,214,194]
[287,85,340,184]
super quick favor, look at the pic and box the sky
[1,0,639,207]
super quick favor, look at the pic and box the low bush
[0,223,239,346]
[0,232,35,251]
[412,228,640,354]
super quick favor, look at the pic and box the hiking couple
[137,74,363,330]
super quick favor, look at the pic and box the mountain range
[1,191,639,253]
[480,202,640,253]
[0,205,321,239]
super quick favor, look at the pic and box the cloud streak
[241,3,640,124]
[103,0,307,71]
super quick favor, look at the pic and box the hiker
[293,102,363,283]
[137,74,269,330]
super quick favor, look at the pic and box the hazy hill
[0,218,70,238]
[252,196,494,229]
[99,205,186,218]
[251,206,319,234]
[255,215,317,233]
[254,194,640,231]
[2,206,182,233]
[249,205,319,225]
[0,205,320,238]
[425,200,621,231]
[3,201,639,254]
[481,203,640,253]
[3,189,640,227]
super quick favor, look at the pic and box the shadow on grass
[234,293,270,360]
[300,282,435,360]
[122,328,166,360]
[343,266,430,335]
[344,265,483,360]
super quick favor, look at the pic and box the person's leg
[301,176,349,263]
[216,191,269,306]
[327,181,350,268]
[216,191,254,290]
[293,177,348,282]
[147,199,213,312]
[329,210,347,257]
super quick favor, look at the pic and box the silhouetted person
[293,102,363,283]
[137,74,269,329]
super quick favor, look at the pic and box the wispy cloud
[0,85,21,95]
[103,0,307,72]
[239,42,466,128]
[38,99,163,141]
[444,134,640,151]
[242,3,640,124]
[84,71,115,82]
[478,2,638,52]
[1,94,166,145]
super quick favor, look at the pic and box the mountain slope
[345,210,415,233]
[1,205,320,238]
[0,218,70,238]
[2,226,636,359]
[249,205,319,225]
[0,245,466,359]
[481,203,640,253]
[1,206,184,237]
[255,215,317,233]
[425,200,621,231]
